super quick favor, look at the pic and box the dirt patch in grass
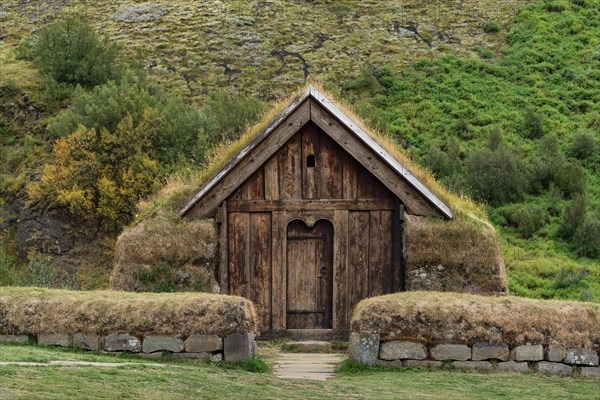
[0,287,256,337]
[352,291,600,349]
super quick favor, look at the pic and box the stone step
[284,341,332,352]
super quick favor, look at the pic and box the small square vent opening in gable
[307,154,315,168]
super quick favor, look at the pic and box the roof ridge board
[308,87,453,219]
[178,88,313,216]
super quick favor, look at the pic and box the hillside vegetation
[342,0,600,301]
[0,1,598,301]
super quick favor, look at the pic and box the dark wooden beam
[227,199,395,212]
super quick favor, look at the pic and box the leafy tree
[49,78,209,166]
[29,119,161,229]
[27,16,121,87]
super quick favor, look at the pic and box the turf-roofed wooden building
[178,87,454,338]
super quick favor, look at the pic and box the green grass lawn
[0,344,598,400]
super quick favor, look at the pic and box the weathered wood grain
[301,123,319,199]
[381,210,394,294]
[244,168,265,200]
[286,219,333,329]
[271,211,285,331]
[318,132,343,199]
[228,212,249,297]
[264,157,279,200]
[184,99,310,218]
[217,202,228,293]
[311,100,440,217]
[250,212,272,332]
[333,210,348,331]
[227,199,395,212]
[349,211,369,314]
[368,211,384,297]
[279,134,303,200]
[392,200,403,293]
[342,155,358,200]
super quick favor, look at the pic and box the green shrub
[487,127,503,151]
[544,1,570,12]
[558,194,586,240]
[27,16,122,87]
[199,91,267,145]
[465,146,527,206]
[426,136,461,179]
[570,0,588,7]
[49,79,155,136]
[573,215,600,258]
[552,267,588,290]
[483,21,500,33]
[451,118,472,138]
[521,108,544,139]
[555,161,586,196]
[569,129,597,160]
[498,204,548,238]
[529,134,565,193]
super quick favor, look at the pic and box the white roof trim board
[179,87,453,219]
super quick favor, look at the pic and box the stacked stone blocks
[0,332,256,362]
[350,333,600,378]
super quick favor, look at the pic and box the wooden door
[286,219,333,329]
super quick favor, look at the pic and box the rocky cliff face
[1,196,114,289]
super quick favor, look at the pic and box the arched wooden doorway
[286,219,333,329]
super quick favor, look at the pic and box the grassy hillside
[0,1,598,300]
[1,0,533,101]
[341,0,600,301]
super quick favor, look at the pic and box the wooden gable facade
[180,88,452,338]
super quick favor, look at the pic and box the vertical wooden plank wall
[227,121,400,334]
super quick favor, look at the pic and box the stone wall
[349,334,600,378]
[0,332,256,362]
[0,288,257,361]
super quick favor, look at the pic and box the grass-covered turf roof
[0,287,256,336]
[352,291,600,349]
